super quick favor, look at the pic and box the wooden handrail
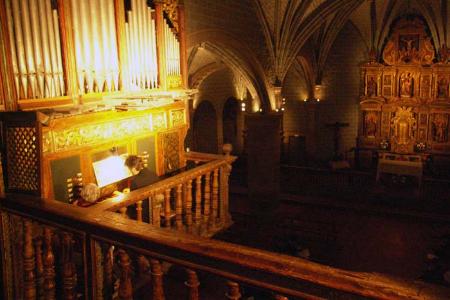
[88,156,233,214]
[1,195,450,299]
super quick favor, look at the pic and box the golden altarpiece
[358,18,450,179]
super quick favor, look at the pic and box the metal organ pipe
[6,0,65,100]
[164,20,180,80]
[5,0,20,98]
[70,0,120,94]
[125,1,158,90]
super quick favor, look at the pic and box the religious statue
[437,77,449,98]
[399,35,420,63]
[391,107,416,153]
[432,114,449,143]
[364,112,378,137]
[382,39,396,65]
[400,73,413,97]
[366,76,377,97]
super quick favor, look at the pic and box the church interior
[1,0,450,299]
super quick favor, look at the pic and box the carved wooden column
[0,0,18,110]
[226,281,241,300]
[151,259,165,300]
[43,227,56,300]
[23,220,37,300]
[175,184,183,230]
[34,237,44,299]
[57,0,77,99]
[136,200,143,222]
[118,250,133,300]
[62,233,76,300]
[154,0,167,90]
[184,269,199,300]
[177,0,187,88]
[185,179,193,232]
[113,0,128,91]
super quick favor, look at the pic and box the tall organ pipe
[20,0,37,98]
[45,0,59,97]
[38,0,52,97]
[53,10,65,95]
[29,0,44,98]
[107,0,119,90]
[5,0,20,97]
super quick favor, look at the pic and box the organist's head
[125,155,144,176]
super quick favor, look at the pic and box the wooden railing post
[194,176,202,227]
[211,168,219,227]
[118,250,133,300]
[203,171,211,227]
[185,269,200,300]
[43,227,56,300]
[226,281,241,300]
[24,219,37,299]
[175,184,183,230]
[151,259,165,300]
[119,207,127,218]
[153,194,164,227]
[136,200,143,222]
[219,164,232,225]
[185,179,193,232]
[164,189,172,228]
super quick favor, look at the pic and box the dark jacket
[130,168,160,190]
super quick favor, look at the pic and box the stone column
[245,113,282,211]
[305,102,318,160]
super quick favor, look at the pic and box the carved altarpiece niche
[359,18,450,154]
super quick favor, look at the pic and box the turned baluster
[35,237,44,299]
[194,176,202,225]
[153,194,164,227]
[226,281,241,300]
[24,220,37,300]
[274,295,288,300]
[104,246,114,298]
[118,250,133,300]
[151,259,165,300]
[164,188,172,227]
[203,171,211,225]
[185,179,193,232]
[175,184,183,230]
[62,233,77,300]
[211,169,219,226]
[220,164,232,224]
[138,255,150,276]
[43,227,56,300]
[136,200,143,222]
[119,207,127,218]
[184,269,200,300]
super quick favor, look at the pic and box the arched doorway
[193,101,218,153]
[222,97,239,153]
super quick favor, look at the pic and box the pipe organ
[0,0,186,109]
[5,0,65,99]
[164,19,181,88]
[70,0,120,94]
[125,0,158,90]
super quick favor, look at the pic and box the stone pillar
[305,103,318,160]
[245,113,282,211]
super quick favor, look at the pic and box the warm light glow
[186,147,190,152]
[93,155,132,187]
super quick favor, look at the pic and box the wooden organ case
[358,17,450,176]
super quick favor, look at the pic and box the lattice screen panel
[6,127,39,192]
[162,131,180,172]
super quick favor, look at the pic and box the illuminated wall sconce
[241,102,246,112]
[314,84,325,101]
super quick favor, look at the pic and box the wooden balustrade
[87,154,235,237]
[2,196,450,300]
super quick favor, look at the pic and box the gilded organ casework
[359,16,450,156]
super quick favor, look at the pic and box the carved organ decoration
[359,16,450,155]
[5,0,65,99]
